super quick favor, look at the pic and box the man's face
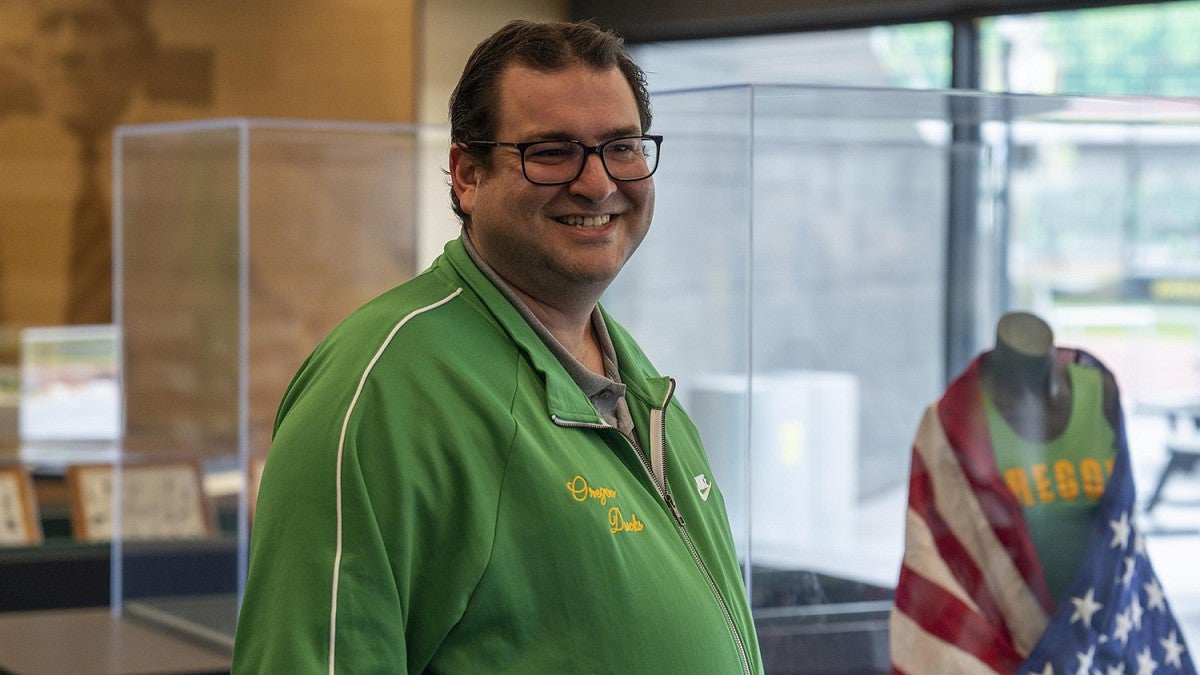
[452,62,654,308]
[30,0,148,134]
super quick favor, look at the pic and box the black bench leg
[1145,451,1185,514]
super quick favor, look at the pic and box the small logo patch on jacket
[694,474,712,501]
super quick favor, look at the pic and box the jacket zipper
[553,380,752,675]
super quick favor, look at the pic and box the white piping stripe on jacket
[328,288,463,674]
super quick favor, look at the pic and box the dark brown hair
[448,20,651,225]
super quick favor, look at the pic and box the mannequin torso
[982,312,1073,442]
[980,312,1119,601]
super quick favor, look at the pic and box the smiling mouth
[556,214,612,228]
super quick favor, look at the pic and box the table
[1139,397,1200,514]
[0,607,231,674]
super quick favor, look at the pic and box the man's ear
[449,144,480,216]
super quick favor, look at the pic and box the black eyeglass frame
[462,134,663,186]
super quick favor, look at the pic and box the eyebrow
[521,126,644,143]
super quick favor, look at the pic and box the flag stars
[1136,645,1158,675]
[1076,645,1097,675]
[1161,629,1186,669]
[1145,579,1167,614]
[1107,663,1127,675]
[1112,607,1135,647]
[1110,511,1132,549]
[1131,594,1145,629]
[1071,587,1104,628]
[1122,555,1137,587]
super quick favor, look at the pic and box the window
[625,5,1200,666]
[631,23,951,92]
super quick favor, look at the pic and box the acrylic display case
[106,91,1200,669]
[113,119,431,649]
[602,85,1200,672]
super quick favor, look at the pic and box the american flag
[890,348,1196,674]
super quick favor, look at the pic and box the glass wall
[113,119,425,649]
[603,83,1200,673]
[631,23,951,93]
[975,9,1200,652]
[629,7,1200,668]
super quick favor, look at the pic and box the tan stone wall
[0,0,418,330]
[0,0,571,444]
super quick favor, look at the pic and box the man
[232,19,762,674]
[28,0,154,139]
[1,0,157,325]
[34,0,154,325]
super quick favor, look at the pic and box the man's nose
[569,152,617,201]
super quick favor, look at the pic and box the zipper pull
[665,493,686,527]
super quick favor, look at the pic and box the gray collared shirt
[461,232,636,440]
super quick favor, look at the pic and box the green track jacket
[232,237,763,674]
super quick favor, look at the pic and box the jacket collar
[439,237,673,421]
[441,236,603,424]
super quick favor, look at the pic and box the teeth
[559,214,611,228]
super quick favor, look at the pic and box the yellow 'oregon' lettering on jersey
[565,474,617,505]
[1003,457,1114,506]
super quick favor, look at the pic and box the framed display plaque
[67,462,211,543]
[0,466,42,546]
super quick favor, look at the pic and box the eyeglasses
[463,135,662,186]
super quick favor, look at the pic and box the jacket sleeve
[232,342,512,673]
